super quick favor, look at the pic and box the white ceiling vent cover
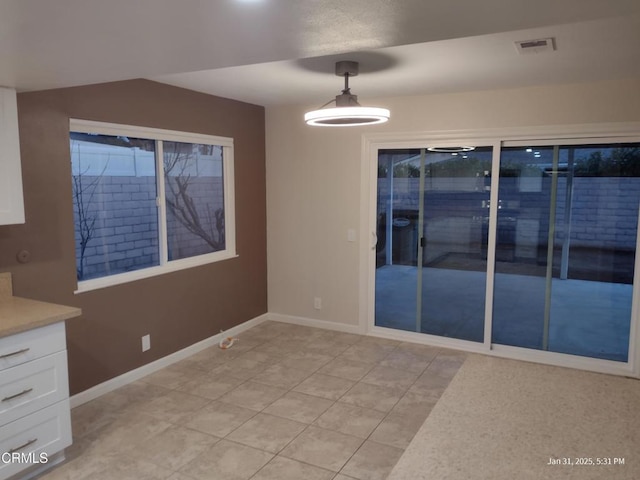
[515,37,556,54]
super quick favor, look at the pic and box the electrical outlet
[314,297,322,310]
[142,334,151,352]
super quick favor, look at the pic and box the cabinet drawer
[0,323,65,371]
[0,352,68,427]
[0,400,71,480]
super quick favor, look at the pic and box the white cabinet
[0,87,25,225]
[0,323,71,479]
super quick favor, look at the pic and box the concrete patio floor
[375,265,631,362]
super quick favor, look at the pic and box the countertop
[0,296,81,338]
[0,272,81,338]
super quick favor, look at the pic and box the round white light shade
[305,106,390,127]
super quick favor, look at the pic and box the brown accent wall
[0,80,267,394]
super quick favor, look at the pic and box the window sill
[74,251,238,294]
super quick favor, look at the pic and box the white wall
[265,78,640,329]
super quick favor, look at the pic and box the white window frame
[70,119,237,293]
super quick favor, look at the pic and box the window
[70,120,235,292]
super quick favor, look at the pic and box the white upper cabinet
[0,87,25,225]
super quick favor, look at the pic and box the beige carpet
[388,354,640,480]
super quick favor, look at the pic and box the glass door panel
[375,149,422,332]
[419,147,493,342]
[374,147,492,343]
[492,146,553,349]
[492,143,640,362]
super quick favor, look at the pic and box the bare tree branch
[72,141,108,280]
[163,145,225,252]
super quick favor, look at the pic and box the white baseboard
[70,312,367,408]
[267,312,365,335]
[70,313,270,408]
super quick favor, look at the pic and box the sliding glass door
[492,142,640,362]
[373,137,640,367]
[375,147,493,342]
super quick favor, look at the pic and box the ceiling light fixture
[304,61,390,127]
[426,146,475,153]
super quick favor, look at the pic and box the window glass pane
[70,133,159,280]
[492,143,639,362]
[163,141,225,261]
[375,149,421,332]
[492,147,553,350]
[374,146,492,343]
[421,147,493,342]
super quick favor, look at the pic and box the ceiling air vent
[515,37,556,55]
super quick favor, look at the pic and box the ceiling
[1,0,639,107]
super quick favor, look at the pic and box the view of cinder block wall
[71,140,224,280]
[377,176,640,279]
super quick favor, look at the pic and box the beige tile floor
[36,321,466,480]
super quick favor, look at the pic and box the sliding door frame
[361,123,640,378]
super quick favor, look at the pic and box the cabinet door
[0,87,25,225]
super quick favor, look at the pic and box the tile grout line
[58,323,467,480]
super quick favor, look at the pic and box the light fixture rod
[343,74,350,94]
